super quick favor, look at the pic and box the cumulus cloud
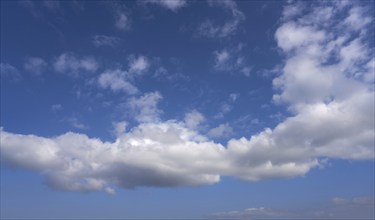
[24,57,47,75]
[267,1,374,161]
[0,63,22,81]
[98,69,138,95]
[113,4,131,31]
[184,110,205,129]
[145,0,187,12]
[127,91,163,123]
[1,1,374,193]
[128,55,150,75]
[53,53,99,76]
[97,55,151,94]
[112,121,128,137]
[0,123,223,191]
[92,35,121,47]
[282,2,305,20]
[198,0,245,38]
[208,123,233,138]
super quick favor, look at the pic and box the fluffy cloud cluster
[97,55,151,95]
[53,53,99,76]
[1,2,374,194]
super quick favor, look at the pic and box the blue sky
[0,0,374,219]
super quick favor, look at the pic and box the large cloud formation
[1,1,374,193]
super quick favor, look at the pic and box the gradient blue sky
[1,0,374,219]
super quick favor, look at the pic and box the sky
[0,0,374,219]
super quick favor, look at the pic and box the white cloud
[214,103,232,119]
[0,123,224,191]
[51,104,63,111]
[127,91,163,123]
[282,2,305,20]
[0,63,22,81]
[229,93,239,102]
[67,117,88,130]
[267,1,374,161]
[1,2,373,193]
[208,123,233,137]
[128,55,150,74]
[344,6,372,32]
[210,207,293,219]
[115,12,130,31]
[213,45,252,76]
[145,0,187,12]
[184,110,205,129]
[92,35,121,47]
[24,57,47,75]
[112,121,127,137]
[97,55,152,94]
[104,187,116,195]
[198,0,245,38]
[53,53,99,76]
[209,196,375,219]
[98,69,138,94]
[275,22,325,52]
[214,50,230,68]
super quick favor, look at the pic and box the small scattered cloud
[53,53,99,77]
[127,91,163,123]
[128,55,150,75]
[229,93,239,102]
[92,35,121,47]
[184,110,205,129]
[207,123,233,137]
[112,121,127,137]
[197,0,245,38]
[51,104,63,111]
[115,12,130,31]
[282,2,305,20]
[24,57,47,76]
[98,69,138,95]
[209,196,375,219]
[213,44,252,76]
[67,116,88,130]
[104,187,116,195]
[0,63,22,81]
[144,0,187,12]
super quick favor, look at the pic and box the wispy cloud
[92,35,121,47]
[24,57,48,76]
[209,196,375,219]
[53,52,99,77]
[144,0,187,12]
[0,63,22,81]
[197,0,245,38]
